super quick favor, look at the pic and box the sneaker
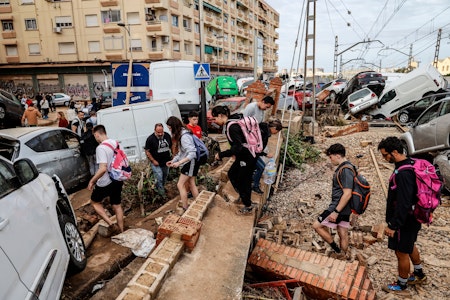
[382,282,409,295]
[237,206,254,215]
[408,272,427,285]
[252,186,264,194]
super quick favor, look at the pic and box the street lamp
[214,34,224,73]
[118,23,133,105]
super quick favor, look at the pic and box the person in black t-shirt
[80,122,99,176]
[144,123,172,197]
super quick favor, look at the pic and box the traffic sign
[193,63,210,80]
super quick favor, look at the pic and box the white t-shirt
[95,139,117,187]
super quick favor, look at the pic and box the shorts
[388,225,421,254]
[317,210,350,229]
[180,159,200,177]
[91,180,123,205]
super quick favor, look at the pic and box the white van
[97,99,181,161]
[369,64,448,119]
[149,60,201,118]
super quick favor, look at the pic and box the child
[185,111,202,139]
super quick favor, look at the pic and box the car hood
[0,134,20,161]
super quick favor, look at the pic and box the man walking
[312,143,353,259]
[88,125,125,233]
[144,123,172,197]
[21,102,42,127]
[378,136,426,294]
[243,95,275,123]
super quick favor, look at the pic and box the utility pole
[333,36,339,78]
[433,29,442,68]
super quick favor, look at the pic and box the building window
[88,41,101,53]
[183,18,191,31]
[171,15,178,27]
[58,42,76,54]
[159,14,168,22]
[130,39,142,51]
[104,36,123,50]
[101,10,121,24]
[151,38,157,51]
[0,0,10,5]
[1,20,13,31]
[5,45,18,56]
[224,51,229,59]
[25,19,37,30]
[194,22,200,33]
[55,16,73,28]
[126,12,140,25]
[145,8,156,22]
[28,43,40,55]
[231,18,235,26]
[231,36,235,44]
[85,15,98,27]
[184,43,192,55]
[173,41,180,52]
[223,14,228,24]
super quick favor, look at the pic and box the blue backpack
[184,132,209,165]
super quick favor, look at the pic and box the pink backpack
[226,116,263,157]
[389,158,442,225]
[103,141,132,181]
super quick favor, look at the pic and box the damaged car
[0,127,91,191]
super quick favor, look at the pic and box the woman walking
[57,111,69,128]
[165,116,199,210]
[211,106,257,215]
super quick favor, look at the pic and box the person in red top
[57,111,69,128]
[185,111,202,138]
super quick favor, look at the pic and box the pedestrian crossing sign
[193,63,210,80]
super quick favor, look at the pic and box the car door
[60,130,90,188]
[409,97,431,120]
[434,100,450,148]
[411,102,442,151]
[0,160,61,299]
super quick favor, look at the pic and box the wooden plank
[369,148,388,198]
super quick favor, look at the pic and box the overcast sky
[264,0,450,74]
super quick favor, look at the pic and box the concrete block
[149,237,184,269]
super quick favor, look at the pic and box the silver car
[434,150,450,194]
[0,156,86,299]
[400,97,450,155]
[0,127,91,191]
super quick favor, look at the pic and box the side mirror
[13,158,39,185]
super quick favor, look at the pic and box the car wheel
[64,101,69,107]
[58,214,87,272]
[398,112,409,124]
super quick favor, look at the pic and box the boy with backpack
[378,137,428,294]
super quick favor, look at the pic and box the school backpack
[337,163,371,215]
[389,158,442,225]
[103,141,132,181]
[226,116,263,157]
[183,132,209,165]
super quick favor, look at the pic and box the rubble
[260,126,450,299]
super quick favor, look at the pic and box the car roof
[0,126,67,139]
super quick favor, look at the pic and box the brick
[177,216,202,231]
[278,244,287,255]
[349,286,360,300]
[366,289,376,300]
[311,275,320,286]
[313,253,322,264]
[288,247,296,257]
[294,270,303,281]
[260,257,270,269]
[289,268,298,279]
[300,270,309,283]
[323,279,332,291]
[317,277,326,289]
[297,250,306,261]
[184,231,200,252]
[303,251,312,261]
[293,248,302,258]
[329,278,339,294]
[328,261,340,279]
[353,266,367,290]
[358,289,367,300]
[362,278,372,291]
[284,266,292,277]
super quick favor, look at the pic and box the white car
[53,92,72,106]
[347,87,379,115]
[277,93,299,110]
[0,157,86,299]
[281,76,304,93]
[320,79,347,102]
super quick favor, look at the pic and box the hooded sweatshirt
[22,106,42,126]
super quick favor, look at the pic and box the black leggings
[228,156,257,207]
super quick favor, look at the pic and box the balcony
[145,0,169,9]
[148,47,171,60]
[6,56,19,63]
[100,0,119,7]
[169,0,179,9]
[105,53,124,60]
[171,26,180,35]
[0,5,12,13]
[146,20,170,33]
[2,31,16,39]
[103,27,121,34]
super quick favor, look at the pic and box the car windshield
[348,89,370,103]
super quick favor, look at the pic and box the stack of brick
[248,239,376,300]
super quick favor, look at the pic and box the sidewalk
[37,108,65,127]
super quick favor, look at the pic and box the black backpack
[337,163,371,215]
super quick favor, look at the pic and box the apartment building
[0,0,279,100]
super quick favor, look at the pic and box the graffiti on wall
[0,80,36,98]
[65,83,90,100]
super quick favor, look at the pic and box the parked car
[281,76,304,92]
[319,78,347,102]
[0,156,87,300]
[339,71,385,105]
[277,93,299,110]
[397,91,450,124]
[207,96,247,131]
[287,88,314,109]
[433,150,450,194]
[347,88,379,115]
[0,127,91,191]
[0,89,24,128]
[400,97,450,155]
[100,91,112,108]
[53,92,72,106]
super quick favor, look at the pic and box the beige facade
[436,57,450,76]
[0,0,279,74]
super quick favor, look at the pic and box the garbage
[111,228,156,258]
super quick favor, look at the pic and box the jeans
[151,163,169,194]
[252,157,265,189]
